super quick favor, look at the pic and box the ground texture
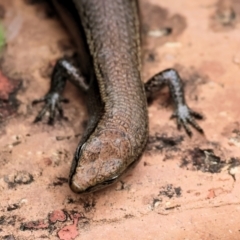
[0,0,240,239]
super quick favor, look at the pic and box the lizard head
[69,129,132,193]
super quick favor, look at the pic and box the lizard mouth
[83,175,119,193]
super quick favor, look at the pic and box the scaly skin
[69,0,148,193]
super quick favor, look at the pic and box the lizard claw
[171,104,204,136]
[32,92,68,124]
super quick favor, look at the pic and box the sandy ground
[0,0,240,239]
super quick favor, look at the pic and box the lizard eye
[75,142,86,160]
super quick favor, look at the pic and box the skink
[33,0,203,193]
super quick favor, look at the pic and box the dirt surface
[0,0,240,239]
